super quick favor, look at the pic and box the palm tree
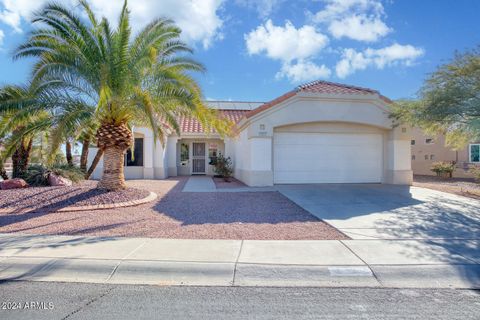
[15,0,231,190]
[0,83,97,177]
[0,85,52,178]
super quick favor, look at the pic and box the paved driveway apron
[276,184,480,276]
[276,184,480,240]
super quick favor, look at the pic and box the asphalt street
[0,281,479,319]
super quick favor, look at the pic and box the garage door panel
[274,169,380,184]
[274,132,383,184]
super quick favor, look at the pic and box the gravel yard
[0,177,347,240]
[212,177,247,189]
[413,175,480,199]
[0,182,150,211]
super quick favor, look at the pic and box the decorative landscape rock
[0,183,151,210]
[48,173,73,187]
[0,178,28,190]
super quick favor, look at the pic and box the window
[470,144,480,163]
[411,155,416,160]
[125,138,144,166]
[180,143,189,166]
[208,145,218,166]
[424,155,429,160]
[411,140,415,145]
[425,138,434,144]
[430,154,435,160]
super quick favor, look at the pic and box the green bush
[470,165,480,182]
[430,161,456,178]
[21,164,84,186]
[213,153,233,182]
[51,164,85,182]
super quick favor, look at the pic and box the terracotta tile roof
[246,80,391,118]
[177,81,392,133]
[297,80,378,95]
[179,109,250,134]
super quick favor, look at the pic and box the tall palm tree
[14,0,231,190]
[0,83,97,176]
[0,85,52,178]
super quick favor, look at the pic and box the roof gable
[246,80,391,119]
[177,81,391,134]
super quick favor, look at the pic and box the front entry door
[192,142,206,174]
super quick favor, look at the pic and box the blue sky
[0,0,479,102]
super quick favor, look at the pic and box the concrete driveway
[276,184,480,240]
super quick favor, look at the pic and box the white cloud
[310,0,391,42]
[245,20,328,62]
[0,0,48,32]
[328,14,390,42]
[245,19,330,83]
[366,43,425,68]
[277,60,331,82]
[0,29,4,45]
[0,0,225,49]
[235,0,285,18]
[336,43,424,78]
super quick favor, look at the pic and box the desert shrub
[214,153,233,181]
[469,165,480,182]
[21,164,84,186]
[430,161,456,178]
[51,164,84,182]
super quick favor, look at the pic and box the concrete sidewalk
[0,233,478,288]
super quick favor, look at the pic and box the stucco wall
[275,122,386,134]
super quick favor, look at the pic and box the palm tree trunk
[66,140,73,166]
[12,137,32,178]
[12,148,21,178]
[80,137,90,172]
[97,146,126,190]
[23,138,33,169]
[85,149,103,180]
[85,148,103,180]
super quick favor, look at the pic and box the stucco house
[411,127,480,178]
[87,80,413,186]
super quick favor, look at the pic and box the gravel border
[213,177,247,189]
[413,175,480,199]
[0,185,157,213]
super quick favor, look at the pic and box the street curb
[1,257,479,289]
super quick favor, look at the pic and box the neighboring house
[87,80,412,186]
[411,128,480,178]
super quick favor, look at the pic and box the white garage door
[274,132,383,184]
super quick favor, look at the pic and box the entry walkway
[182,176,216,192]
[182,176,275,192]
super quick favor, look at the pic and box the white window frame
[469,144,480,163]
